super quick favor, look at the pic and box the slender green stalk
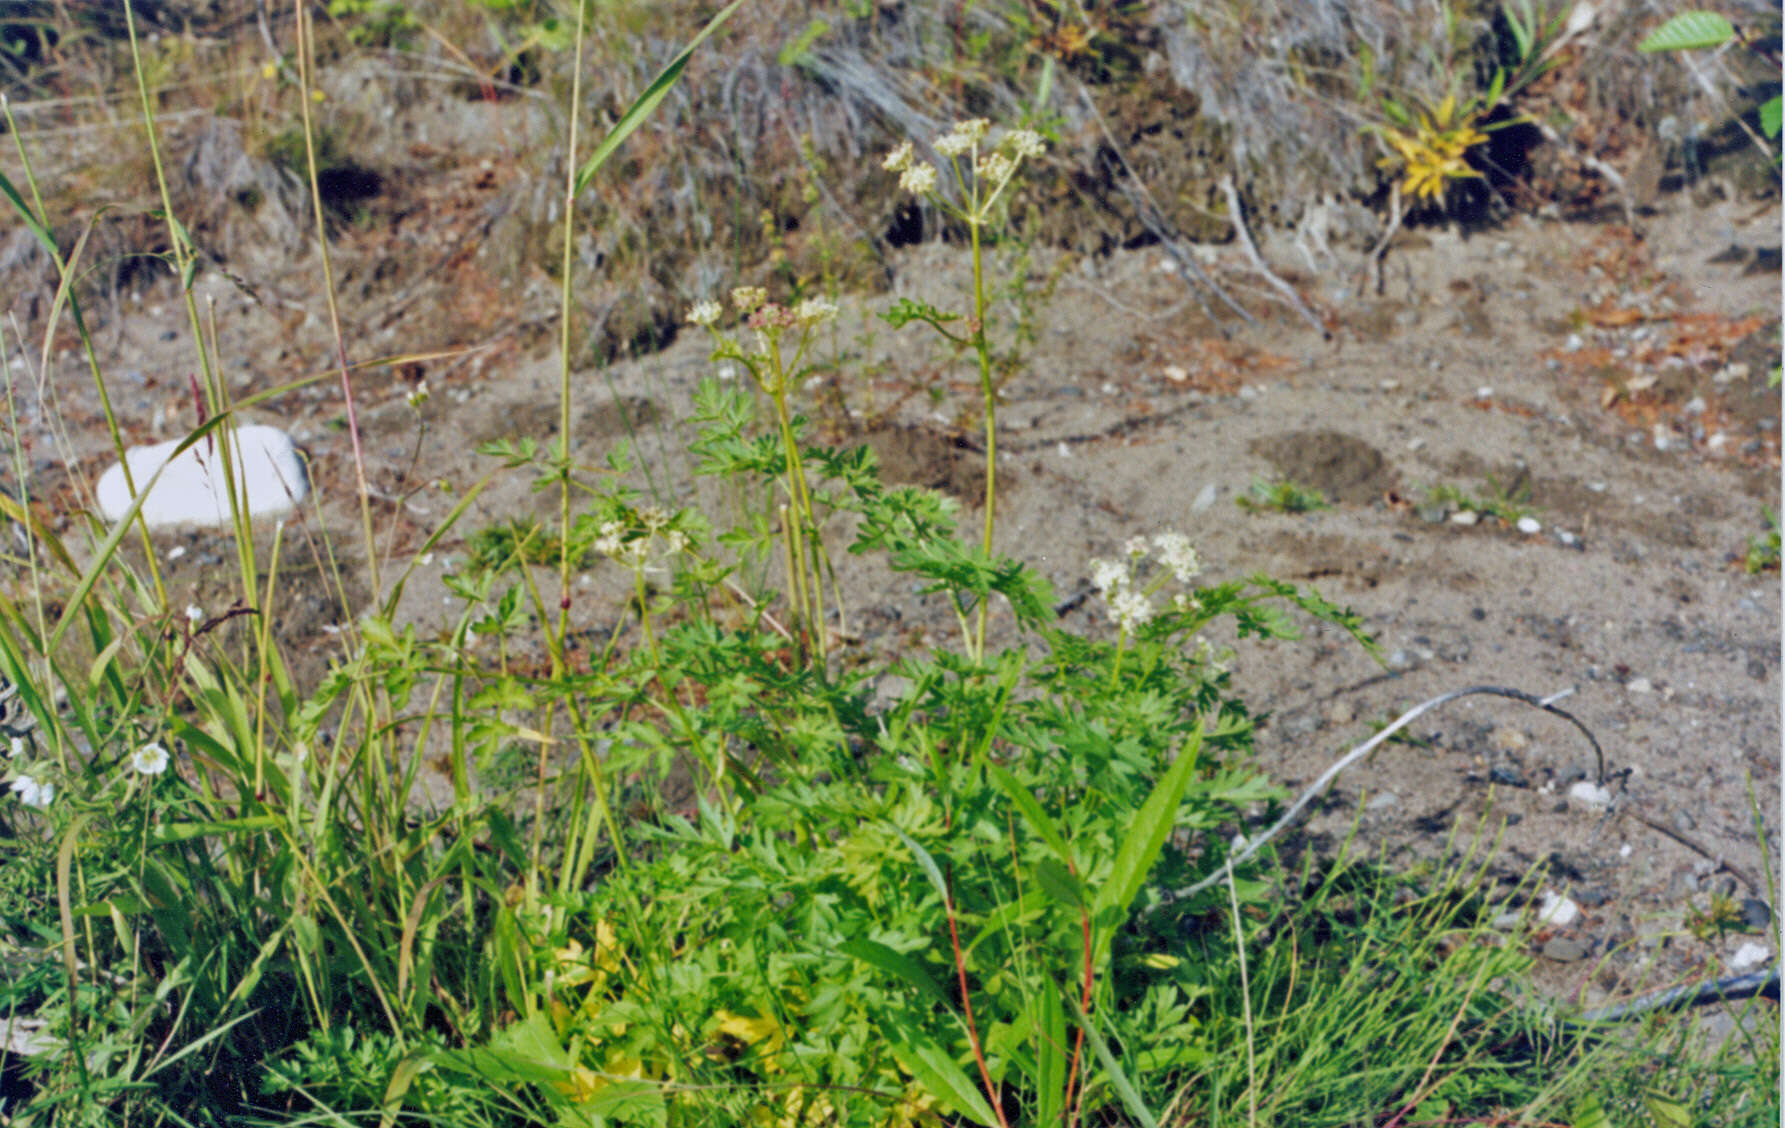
[291,0,381,604]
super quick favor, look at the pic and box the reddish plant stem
[945,886,1014,1128]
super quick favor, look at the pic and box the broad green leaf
[1094,719,1205,929]
[1760,93,1781,140]
[1570,1092,1610,1128]
[150,814,281,844]
[585,1081,667,1127]
[894,825,951,904]
[839,937,949,1008]
[1637,11,1734,52]
[889,1029,1000,1127]
[1642,1090,1691,1127]
[573,0,745,195]
[1034,983,1069,1127]
[1065,992,1158,1128]
[988,762,1071,861]
[1034,857,1085,909]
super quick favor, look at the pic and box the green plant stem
[970,215,995,662]
[551,0,590,674]
[292,0,381,606]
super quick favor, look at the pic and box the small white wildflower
[1153,531,1202,583]
[1002,128,1046,160]
[688,299,722,327]
[662,529,689,555]
[794,297,838,327]
[10,774,53,809]
[639,506,669,530]
[899,162,938,194]
[594,520,626,558]
[1110,589,1155,634]
[7,736,23,758]
[1090,558,1128,596]
[974,152,1015,184]
[882,140,915,172]
[405,381,430,409]
[132,742,169,776]
[1123,535,1149,558]
[731,286,768,314]
[185,604,204,623]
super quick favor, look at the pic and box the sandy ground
[9,179,1780,1020]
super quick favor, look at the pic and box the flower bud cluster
[593,505,690,570]
[883,120,1048,200]
[1088,530,1205,636]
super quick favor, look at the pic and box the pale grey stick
[1177,683,1597,900]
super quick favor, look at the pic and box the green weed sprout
[1743,508,1780,574]
[1238,476,1332,514]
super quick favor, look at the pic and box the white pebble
[1517,516,1542,535]
[1567,780,1612,810]
[1536,890,1581,928]
[1450,510,1480,526]
[1729,942,1771,973]
[1626,677,1653,694]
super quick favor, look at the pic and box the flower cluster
[686,288,838,341]
[592,505,690,570]
[883,120,1048,201]
[1088,530,1206,636]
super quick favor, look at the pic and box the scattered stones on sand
[95,425,307,528]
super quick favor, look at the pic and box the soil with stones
[12,186,1781,1028]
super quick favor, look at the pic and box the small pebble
[1626,677,1653,694]
[1538,890,1581,928]
[1367,791,1400,812]
[1683,396,1706,415]
[1729,942,1771,973]
[1489,726,1530,752]
[1568,780,1613,810]
[1517,516,1542,535]
[1450,510,1480,526]
[1741,899,1772,929]
[1542,937,1591,963]
[1475,385,1494,399]
[1192,482,1217,512]
[1489,766,1529,788]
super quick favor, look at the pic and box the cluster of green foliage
[1236,477,1331,515]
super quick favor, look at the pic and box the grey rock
[1542,937,1591,963]
[1741,898,1772,929]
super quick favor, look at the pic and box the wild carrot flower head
[935,118,990,157]
[882,140,915,172]
[1001,128,1046,160]
[898,163,938,195]
[973,152,1015,185]
[731,286,768,314]
[794,297,838,328]
[688,299,722,327]
[1090,557,1129,597]
[1153,532,1202,583]
[1110,588,1155,634]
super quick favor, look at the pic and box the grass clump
[1742,507,1780,573]
[1422,475,1539,526]
[1237,476,1332,514]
